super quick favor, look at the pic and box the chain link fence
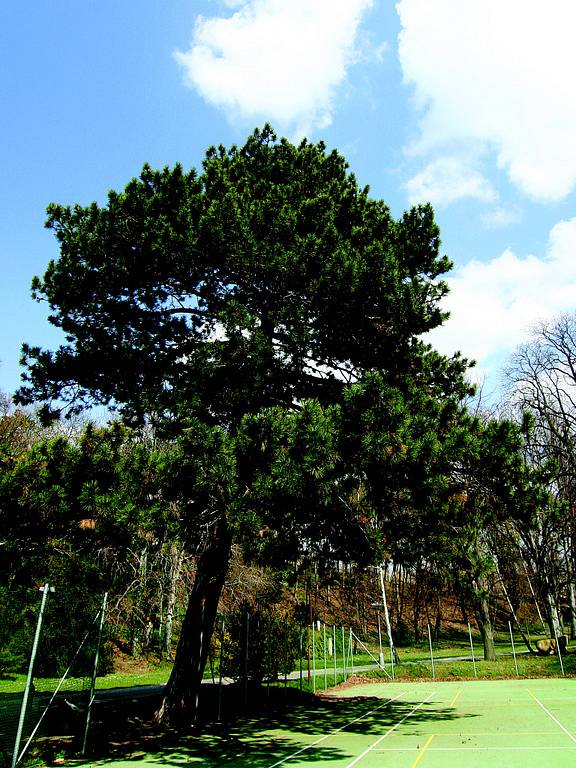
[0,585,108,767]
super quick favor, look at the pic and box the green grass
[1,634,572,696]
[366,651,574,681]
[277,646,575,697]
[0,662,174,695]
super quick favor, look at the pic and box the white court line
[267,691,407,768]
[373,745,576,752]
[345,691,436,768]
[528,690,576,745]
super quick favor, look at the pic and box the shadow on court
[81,684,477,767]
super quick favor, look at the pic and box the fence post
[82,592,108,754]
[217,617,225,721]
[299,627,303,691]
[323,624,327,690]
[468,622,477,678]
[349,628,354,676]
[427,624,436,679]
[508,620,519,677]
[312,621,316,692]
[333,625,337,686]
[377,611,384,668]
[243,611,250,707]
[552,622,565,676]
[12,583,52,768]
[378,566,395,680]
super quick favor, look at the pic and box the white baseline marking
[373,745,576,752]
[345,691,436,768]
[267,691,407,768]
[529,690,576,745]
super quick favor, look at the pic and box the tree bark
[164,544,184,660]
[156,517,232,725]
[412,574,421,643]
[568,581,576,640]
[475,589,496,661]
[434,592,442,641]
[544,588,563,639]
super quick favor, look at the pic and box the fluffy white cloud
[429,217,576,385]
[176,0,374,134]
[397,0,576,201]
[405,155,496,207]
[480,205,522,229]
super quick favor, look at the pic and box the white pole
[299,628,303,691]
[323,624,327,690]
[427,624,436,679]
[333,625,337,685]
[349,628,354,676]
[341,626,346,680]
[377,611,384,668]
[312,621,316,692]
[521,556,547,632]
[552,623,565,676]
[378,566,395,679]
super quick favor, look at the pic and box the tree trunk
[164,545,184,660]
[156,517,232,725]
[475,590,496,661]
[568,582,576,640]
[544,588,563,639]
[130,546,148,655]
[434,592,442,641]
[564,538,576,639]
[412,566,421,642]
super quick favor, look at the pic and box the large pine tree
[17,126,472,721]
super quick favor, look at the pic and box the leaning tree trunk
[563,536,576,639]
[473,572,496,661]
[544,587,563,640]
[156,517,232,725]
[163,544,184,660]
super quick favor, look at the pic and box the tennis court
[83,678,576,767]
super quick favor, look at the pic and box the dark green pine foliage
[16,126,473,720]
[19,126,469,425]
[0,423,165,675]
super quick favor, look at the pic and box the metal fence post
[82,592,108,754]
[11,583,52,768]
[468,622,477,678]
[427,624,436,679]
[243,611,250,707]
[333,625,337,685]
[217,617,225,722]
[508,620,519,677]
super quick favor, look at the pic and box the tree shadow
[81,684,476,768]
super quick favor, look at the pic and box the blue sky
[2,0,576,405]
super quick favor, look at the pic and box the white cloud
[397,0,576,201]
[480,205,522,229]
[429,217,576,384]
[405,155,496,207]
[176,0,374,134]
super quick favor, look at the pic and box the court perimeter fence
[1,585,570,766]
[0,584,107,767]
[0,586,403,764]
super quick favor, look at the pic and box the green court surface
[84,678,576,768]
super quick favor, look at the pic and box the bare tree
[505,313,576,638]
